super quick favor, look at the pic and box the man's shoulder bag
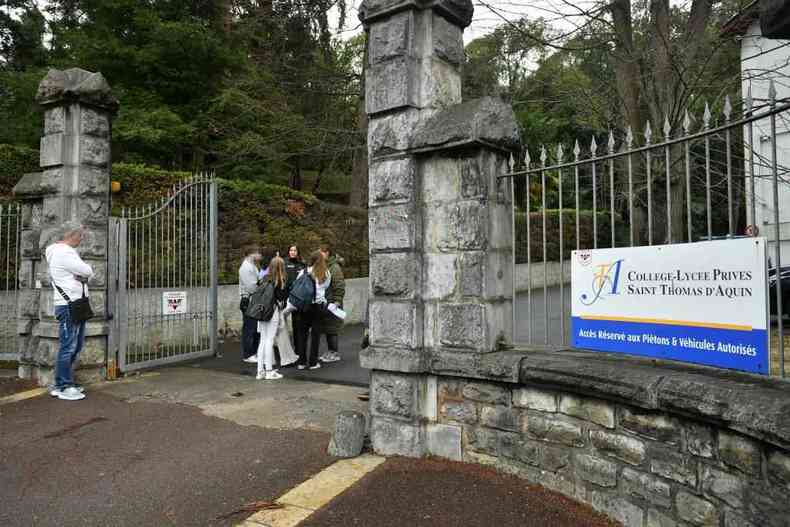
[55,282,94,323]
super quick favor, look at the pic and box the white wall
[742,21,790,266]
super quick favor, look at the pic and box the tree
[474,0,744,243]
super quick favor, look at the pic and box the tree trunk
[290,158,303,191]
[349,34,369,209]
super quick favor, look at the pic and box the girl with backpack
[290,250,331,370]
[255,256,290,380]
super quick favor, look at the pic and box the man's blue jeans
[55,305,86,389]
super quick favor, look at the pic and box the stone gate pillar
[360,1,519,457]
[14,68,118,386]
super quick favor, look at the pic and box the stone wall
[369,350,790,527]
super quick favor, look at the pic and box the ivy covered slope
[110,164,368,283]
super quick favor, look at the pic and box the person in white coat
[46,222,94,401]
[255,256,297,380]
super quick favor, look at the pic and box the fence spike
[607,130,615,153]
[683,110,691,135]
[625,126,633,148]
[557,143,564,161]
[769,79,777,104]
[745,85,753,113]
[663,115,671,139]
[540,145,547,164]
[573,140,580,160]
[524,149,531,167]
[590,136,598,156]
[724,95,732,121]
[703,102,711,128]
[645,121,653,144]
[508,153,514,172]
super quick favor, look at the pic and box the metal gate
[109,176,218,373]
[0,203,21,362]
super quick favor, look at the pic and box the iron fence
[501,81,790,378]
[0,203,20,361]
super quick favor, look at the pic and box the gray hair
[60,221,84,240]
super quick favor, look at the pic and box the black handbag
[55,282,94,323]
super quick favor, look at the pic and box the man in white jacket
[239,247,262,363]
[46,222,94,401]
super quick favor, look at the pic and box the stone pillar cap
[359,0,474,28]
[36,68,119,113]
[410,97,521,153]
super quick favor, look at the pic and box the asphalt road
[0,391,335,527]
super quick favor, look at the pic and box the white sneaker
[324,353,341,363]
[308,363,321,370]
[255,373,265,380]
[265,370,283,380]
[50,385,85,397]
[56,387,85,401]
[243,356,258,363]
[297,364,307,370]
[319,354,330,363]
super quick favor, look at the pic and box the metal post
[724,96,734,237]
[557,145,566,345]
[769,82,784,377]
[746,89,757,234]
[118,218,128,372]
[591,138,598,249]
[684,111,692,243]
[704,103,712,240]
[509,155,517,345]
[626,128,634,247]
[540,146,549,345]
[608,132,615,248]
[645,122,653,245]
[664,117,672,244]
[209,178,219,357]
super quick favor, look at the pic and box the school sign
[571,238,770,374]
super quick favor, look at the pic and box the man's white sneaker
[308,363,321,370]
[243,356,258,363]
[50,385,85,397]
[297,364,307,370]
[323,353,341,363]
[265,370,283,380]
[56,387,85,401]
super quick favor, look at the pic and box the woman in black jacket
[285,245,306,292]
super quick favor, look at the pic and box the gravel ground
[301,457,621,527]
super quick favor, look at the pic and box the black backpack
[245,282,276,321]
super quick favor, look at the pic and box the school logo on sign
[580,259,624,306]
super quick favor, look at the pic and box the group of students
[239,244,345,381]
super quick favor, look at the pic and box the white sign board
[162,291,188,316]
[571,238,769,374]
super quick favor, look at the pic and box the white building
[723,1,790,265]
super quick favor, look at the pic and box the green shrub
[0,144,39,199]
[515,209,624,263]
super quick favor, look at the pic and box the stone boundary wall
[370,350,790,527]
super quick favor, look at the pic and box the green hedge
[515,209,623,263]
[111,163,368,282]
[0,144,39,199]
